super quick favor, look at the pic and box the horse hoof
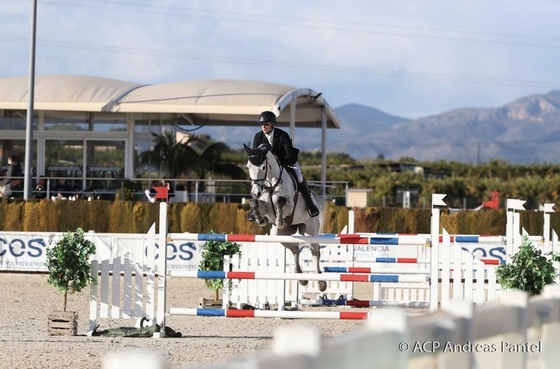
[318,281,327,292]
[299,280,309,287]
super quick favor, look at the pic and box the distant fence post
[430,194,447,311]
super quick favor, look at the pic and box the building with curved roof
[0,74,340,198]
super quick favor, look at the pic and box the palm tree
[139,131,209,178]
[197,142,248,200]
[140,131,246,181]
[200,142,246,180]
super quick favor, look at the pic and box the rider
[248,111,320,220]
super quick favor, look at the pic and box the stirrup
[307,205,320,217]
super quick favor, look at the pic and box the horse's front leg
[275,196,287,230]
[249,197,267,227]
[310,243,327,292]
[285,243,307,286]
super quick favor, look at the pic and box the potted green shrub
[496,235,560,296]
[199,236,241,305]
[45,227,97,335]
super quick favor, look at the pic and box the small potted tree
[46,227,96,335]
[496,235,560,296]
[199,236,241,307]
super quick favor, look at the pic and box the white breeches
[286,162,303,183]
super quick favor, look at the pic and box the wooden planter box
[48,311,78,336]
[199,298,223,308]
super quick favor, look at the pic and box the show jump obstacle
[88,195,557,337]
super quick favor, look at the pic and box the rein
[249,154,285,193]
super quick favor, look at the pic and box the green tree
[140,131,246,180]
[199,142,247,180]
[199,237,241,300]
[496,236,560,296]
[46,228,97,311]
[139,131,206,178]
[156,132,560,210]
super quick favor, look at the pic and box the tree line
[141,132,560,210]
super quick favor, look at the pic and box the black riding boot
[299,179,320,217]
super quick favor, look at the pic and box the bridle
[248,152,285,195]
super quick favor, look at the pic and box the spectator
[53,178,72,199]
[10,178,23,198]
[0,155,23,199]
[32,176,48,199]
[160,178,175,200]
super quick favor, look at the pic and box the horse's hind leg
[310,242,327,292]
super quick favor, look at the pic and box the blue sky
[1,0,560,119]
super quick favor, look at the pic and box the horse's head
[244,143,272,199]
[243,143,270,166]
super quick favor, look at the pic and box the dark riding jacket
[4,162,22,185]
[252,128,299,166]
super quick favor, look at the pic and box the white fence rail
[103,286,560,369]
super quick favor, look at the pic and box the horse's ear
[244,143,269,156]
[243,144,252,155]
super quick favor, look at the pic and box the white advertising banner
[0,231,506,273]
[0,231,203,273]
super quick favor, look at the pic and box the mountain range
[199,90,560,164]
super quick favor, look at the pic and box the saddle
[283,166,299,191]
[280,165,300,224]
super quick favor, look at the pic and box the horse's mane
[257,143,271,151]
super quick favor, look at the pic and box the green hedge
[1,199,558,236]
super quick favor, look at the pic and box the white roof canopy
[0,75,340,129]
[0,75,139,112]
[0,74,339,197]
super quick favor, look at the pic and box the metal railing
[1,175,349,204]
